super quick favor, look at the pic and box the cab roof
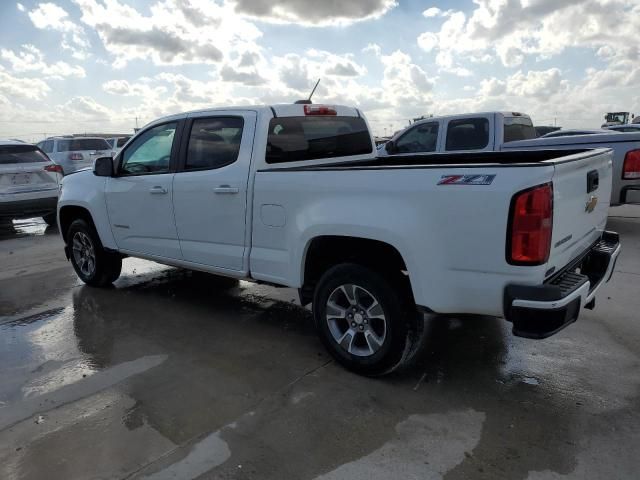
[144,104,362,129]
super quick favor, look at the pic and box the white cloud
[422,7,441,18]
[26,2,90,59]
[74,0,262,68]
[1,45,85,79]
[232,0,397,26]
[17,3,25,12]
[417,0,640,69]
[0,65,50,100]
[58,96,113,121]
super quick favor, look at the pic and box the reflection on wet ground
[0,218,54,240]
[0,209,639,479]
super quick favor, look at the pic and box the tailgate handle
[587,170,599,193]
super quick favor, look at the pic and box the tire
[43,212,57,226]
[67,219,122,287]
[313,263,418,376]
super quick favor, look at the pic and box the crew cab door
[172,111,256,272]
[105,120,182,259]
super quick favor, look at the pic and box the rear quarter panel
[251,164,554,316]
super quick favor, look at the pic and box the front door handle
[214,185,239,194]
[149,186,168,194]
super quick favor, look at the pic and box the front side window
[395,122,439,153]
[120,122,177,175]
[266,116,372,164]
[185,117,244,170]
[445,118,490,151]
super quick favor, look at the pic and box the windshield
[504,116,536,142]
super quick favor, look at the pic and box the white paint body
[58,105,614,318]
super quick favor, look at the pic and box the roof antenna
[294,79,320,104]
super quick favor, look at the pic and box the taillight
[44,164,63,174]
[304,104,337,116]
[507,183,553,265]
[622,149,640,179]
[69,153,83,160]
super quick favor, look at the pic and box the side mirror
[94,156,114,177]
[385,141,397,154]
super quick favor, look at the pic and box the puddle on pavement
[0,218,53,239]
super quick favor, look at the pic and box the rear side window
[266,116,372,164]
[0,145,50,165]
[185,117,244,170]
[56,139,110,152]
[504,116,536,142]
[445,118,490,151]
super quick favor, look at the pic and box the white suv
[0,140,62,225]
[37,137,111,175]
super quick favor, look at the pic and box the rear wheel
[67,219,122,287]
[313,263,418,376]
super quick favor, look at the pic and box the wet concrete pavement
[0,209,639,479]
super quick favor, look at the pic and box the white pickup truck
[381,112,640,205]
[57,104,621,375]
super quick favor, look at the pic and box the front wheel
[313,263,418,376]
[67,219,122,287]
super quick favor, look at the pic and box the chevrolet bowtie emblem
[585,195,598,213]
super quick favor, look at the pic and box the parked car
[37,137,112,175]
[0,140,62,225]
[541,129,614,138]
[605,124,640,133]
[57,104,620,375]
[105,136,131,154]
[380,112,640,205]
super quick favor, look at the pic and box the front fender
[58,171,117,250]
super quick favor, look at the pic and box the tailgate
[546,148,612,276]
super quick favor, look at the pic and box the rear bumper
[504,231,621,339]
[0,196,58,219]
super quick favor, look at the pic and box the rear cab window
[56,139,111,152]
[0,145,50,165]
[266,116,372,164]
[445,118,490,151]
[504,115,536,142]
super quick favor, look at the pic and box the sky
[0,0,638,141]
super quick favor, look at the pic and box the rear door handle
[149,186,168,194]
[214,185,239,194]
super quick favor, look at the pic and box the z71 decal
[438,174,496,186]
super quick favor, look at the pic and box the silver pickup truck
[380,111,640,205]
